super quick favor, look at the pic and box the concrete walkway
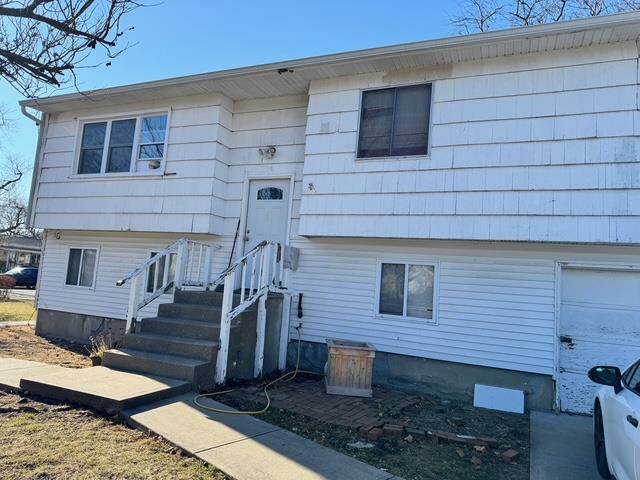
[125,393,401,480]
[530,411,600,480]
[0,357,65,391]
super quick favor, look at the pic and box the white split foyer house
[20,12,640,414]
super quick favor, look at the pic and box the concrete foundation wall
[35,308,125,344]
[288,339,554,411]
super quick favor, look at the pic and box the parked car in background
[589,362,640,480]
[3,266,39,289]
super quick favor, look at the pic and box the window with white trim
[378,262,435,320]
[357,84,431,158]
[77,113,168,175]
[65,248,98,287]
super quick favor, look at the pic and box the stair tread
[126,332,219,348]
[143,316,221,327]
[105,348,208,367]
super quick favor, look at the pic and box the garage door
[558,267,640,414]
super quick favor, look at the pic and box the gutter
[19,11,640,111]
[21,107,47,229]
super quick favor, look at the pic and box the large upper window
[357,84,431,158]
[77,113,168,175]
[378,261,436,321]
[65,248,98,288]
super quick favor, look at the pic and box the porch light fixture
[259,146,277,160]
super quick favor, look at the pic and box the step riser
[174,289,253,309]
[102,351,199,382]
[121,335,217,361]
[140,319,220,340]
[158,303,222,322]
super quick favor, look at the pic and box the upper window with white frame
[65,247,98,288]
[357,84,431,159]
[77,113,168,175]
[378,261,436,321]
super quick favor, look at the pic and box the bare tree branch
[450,0,640,33]
[0,0,141,97]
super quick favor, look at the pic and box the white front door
[558,267,640,413]
[243,179,290,253]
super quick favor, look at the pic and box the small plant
[87,331,114,366]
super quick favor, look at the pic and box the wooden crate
[325,339,376,397]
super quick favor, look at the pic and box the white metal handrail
[214,241,287,384]
[117,238,215,333]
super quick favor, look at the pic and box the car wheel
[594,402,612,479]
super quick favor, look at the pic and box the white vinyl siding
[286,237,640,376]
[299,41,640,244]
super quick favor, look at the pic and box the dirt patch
[0,299,36,323]
[0,325,90,368]
[0,392,229,480]
[217,377,529,480]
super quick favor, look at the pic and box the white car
[589,362,640,480]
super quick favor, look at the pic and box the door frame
[553,260,640,411]
[236,174,295,263]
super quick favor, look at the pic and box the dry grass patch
[0,299,36,323]
[0,392,230,480]
[0,325,90,368]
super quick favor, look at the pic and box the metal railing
[212,241,287,383]
[116,238,214,333]
[117,238,290,384]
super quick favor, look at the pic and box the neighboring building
[0,236,42,271]
[21,13,640,413]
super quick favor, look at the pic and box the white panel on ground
[473,384,525,414]
[558,267,640,414]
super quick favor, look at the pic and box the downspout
[20,105,46,229]
[20,104,47,311]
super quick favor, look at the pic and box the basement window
[65,248,98,288]
[357,84,431,159]
[77,112,168,175]
[377,261,437,321]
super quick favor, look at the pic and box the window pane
[78,148,103,174]
[407,265,434,319]
[65,248,82,285]
[138,144,164,159]
[390,85,430,156]
[109,119,136,145]
[146,252,158,293]
[140,115,167,144]
[379,263,405,316]
[358,89,394,158]
[107,146,133,173]
[257,187,283,200]
[79,249,97,287]
[81,122,107,148]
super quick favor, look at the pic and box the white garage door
[558,267,640,414]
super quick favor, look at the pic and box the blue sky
[0,0,460,197]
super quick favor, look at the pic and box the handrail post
[174,240,187,289]
[125,274,142,334]
[203,245,213,289]
[215,270,236,384]
[254,294,267,378]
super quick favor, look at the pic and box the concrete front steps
[102,289,258,391]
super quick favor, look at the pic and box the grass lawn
[0,299,36,323]
[0,392,230,480]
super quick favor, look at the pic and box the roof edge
[20,10,640,109]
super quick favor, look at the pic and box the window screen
[358,84,431,158]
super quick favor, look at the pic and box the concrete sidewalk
[0,357,65,391]
[530,411,600,480]
[125,393,401,480]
